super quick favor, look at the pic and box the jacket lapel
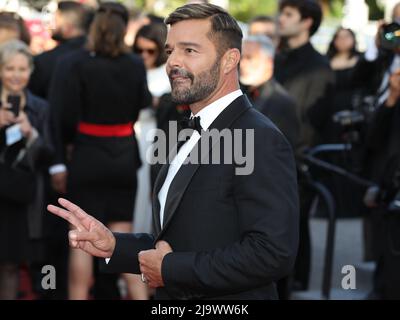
[153,95,253,241]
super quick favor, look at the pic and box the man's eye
[185,48,195,54]
[165,49,172,55]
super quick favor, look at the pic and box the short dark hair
[165,3,243,56]
[147,14,165,25]
[86,2,129,57]
[133,22,168,67]
[279,0,322,37]
[58,1,89,32]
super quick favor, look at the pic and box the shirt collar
[191,89,243,131]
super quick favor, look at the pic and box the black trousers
[382,211,400,299]
[293,180,314,291]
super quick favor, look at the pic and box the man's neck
[190,77,240,115]
[287,32,309,50]
[65,31,84,41]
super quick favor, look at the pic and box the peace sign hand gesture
[47,198,116,258]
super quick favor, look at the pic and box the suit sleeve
[99,232,155,274]
[28,56,47,99]
[306,66,336,138]
[161,126,299,299]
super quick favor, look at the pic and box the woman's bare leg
[0,264,19,300]
[68,248,93,300]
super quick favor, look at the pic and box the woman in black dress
[326,27,361,143]
[0,40,52,299]
[324,27,364,218]
[55,2,150,299]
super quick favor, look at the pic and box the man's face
[249,21,276,39]
[240,41,272,87]
[165,19,221,105]
[278,6,305,38]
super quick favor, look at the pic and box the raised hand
[47,198,116,258]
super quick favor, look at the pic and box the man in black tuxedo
[48,3,299,300]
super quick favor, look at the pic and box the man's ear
[223,48,241,74]
[302,17,313,33]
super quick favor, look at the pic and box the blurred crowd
[1,0,400,300]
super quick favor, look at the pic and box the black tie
[179,116,202,134]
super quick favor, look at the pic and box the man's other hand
[139,241,173,288]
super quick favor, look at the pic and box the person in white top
[132,23,170,237]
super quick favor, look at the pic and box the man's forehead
[166,18,211,39]
[166,19,211,46]
[281,5,299,13]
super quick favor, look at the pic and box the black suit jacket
[275,42,335,148]
[29,36,86,99]
[102,95,299,300]
[245,79,300,153]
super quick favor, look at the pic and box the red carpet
[18,265,36,300]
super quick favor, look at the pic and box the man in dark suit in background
[274,0,335,292]
[29,1,91,99]
[48,3,299,300]
[240,34,300,152]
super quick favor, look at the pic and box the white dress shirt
[157,89,243,227]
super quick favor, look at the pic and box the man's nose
[167,50,183,69]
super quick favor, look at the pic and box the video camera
[380,22,400,51]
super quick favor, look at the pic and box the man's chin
[171,91,193,105]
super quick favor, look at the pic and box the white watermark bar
[146,121,255,175]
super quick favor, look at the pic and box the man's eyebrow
[178,42,202,48]
[165,42,202,49]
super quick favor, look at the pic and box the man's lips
[170,76,191,84]
[170,75,189,80]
